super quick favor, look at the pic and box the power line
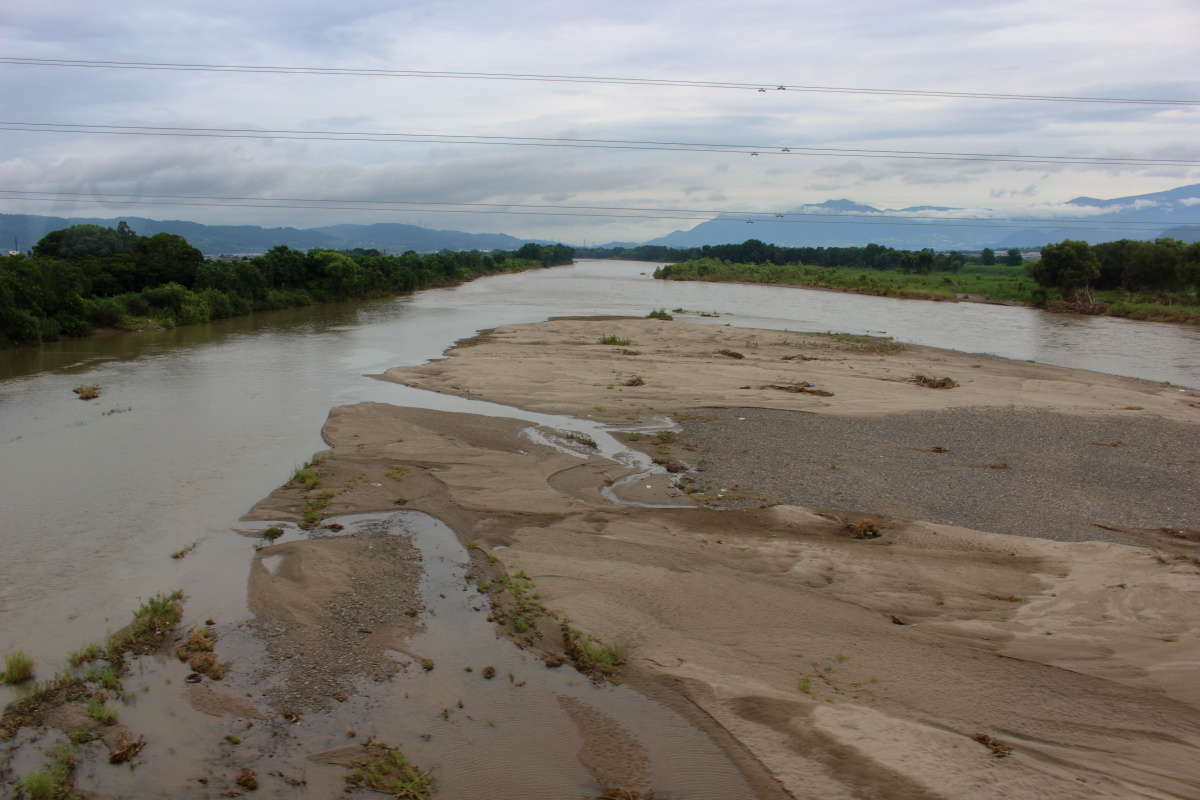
[3,57,1197,106]
[0,190,1186,232]
[2,121,1195,167]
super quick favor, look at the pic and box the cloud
[1,0,1198,240]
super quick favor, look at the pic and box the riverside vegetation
[648,238,1200,324]
[0,221,574,347]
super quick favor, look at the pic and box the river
[1,257,1198,708]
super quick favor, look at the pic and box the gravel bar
[680,406,1200,546]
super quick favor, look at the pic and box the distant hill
[0,214,544,255]
[646,184,1200,250]
[1161,225,1200,243]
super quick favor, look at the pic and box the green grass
[105,591,183,661]
[646,308,673,320]
[345,746,436,799]
[67,643,102,669]
[86,696,117,725]
[657,257,1200,325]
[562,625,625,683]
[261,526,284,541]
[2,650,34,684]
[491,571,547,635]
[598,334,633,346]
[292,468,320,490]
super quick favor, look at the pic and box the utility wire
[1,121,1195,167]
[1,191,1186,232]
[2,57,1197,106]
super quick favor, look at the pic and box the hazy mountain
[1,214,543,255]
[646,184,1200,250]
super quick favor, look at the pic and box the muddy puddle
[47,511,756,798]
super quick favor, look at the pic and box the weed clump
[20,744,74,799]
[646,308,673,321]
[598,334,632,346]
[562,625,625,683]
[563,430,597,449]
[261,526,284,542]
[177,625,226,679]
[622,375,645,387]
[106,591,183,661]
[86,696,117,726]
[491,571,547,635]
[72,384,101,400]
[67,644,101,668]
[345,744,435,799]
[2,650,35,684]
[293,468,320,490]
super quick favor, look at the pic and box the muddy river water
[2,259,1199,794]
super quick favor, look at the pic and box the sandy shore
[364,317,1200,798]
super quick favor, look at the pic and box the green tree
[980,248,996,265]
[1031,240,1100,301]
[1005,249,1023,267]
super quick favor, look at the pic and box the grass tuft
[345,744,436,799]
[598,334,632,346]
[2,650,35,684]
[646,308,673,321]
[563,625,625,683]
[86,696,117,726]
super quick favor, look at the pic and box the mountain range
[3,183,1199,256]
[642,184,1200,250]
[0,215,544,255]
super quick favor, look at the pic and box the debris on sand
[73,384,101,400]
[716,349,744,359]
[763,383,834,397]
[236,767,259,790]
[846,519,882,539]
[973,733,1013,758]
[108,731,145,764]
[910,374,958,389]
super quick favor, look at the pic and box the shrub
[598,334,632,346]
[646,308,673,320]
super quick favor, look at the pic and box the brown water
[2,260,1199,793]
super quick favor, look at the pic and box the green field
[654,258,1200,324]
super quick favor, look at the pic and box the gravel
[680,407,1200,545]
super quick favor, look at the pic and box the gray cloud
[1,0,1198,240]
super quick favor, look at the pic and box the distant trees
[1032,238,1200,300]
[980,248,996,266]
[1005,249,1023,267]
[1031,240,1100,300]
[0,223,574,347]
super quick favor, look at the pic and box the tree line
[1031,238,1200,302]
[0,223,574,347]
[584,239,1024,273]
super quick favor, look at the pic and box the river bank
[653,261,1200,326]
[4,315,1200,798]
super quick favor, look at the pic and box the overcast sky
[1,0,1198,242]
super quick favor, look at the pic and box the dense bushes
[0,224,574,347]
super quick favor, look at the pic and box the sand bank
[242,317,1200,798]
